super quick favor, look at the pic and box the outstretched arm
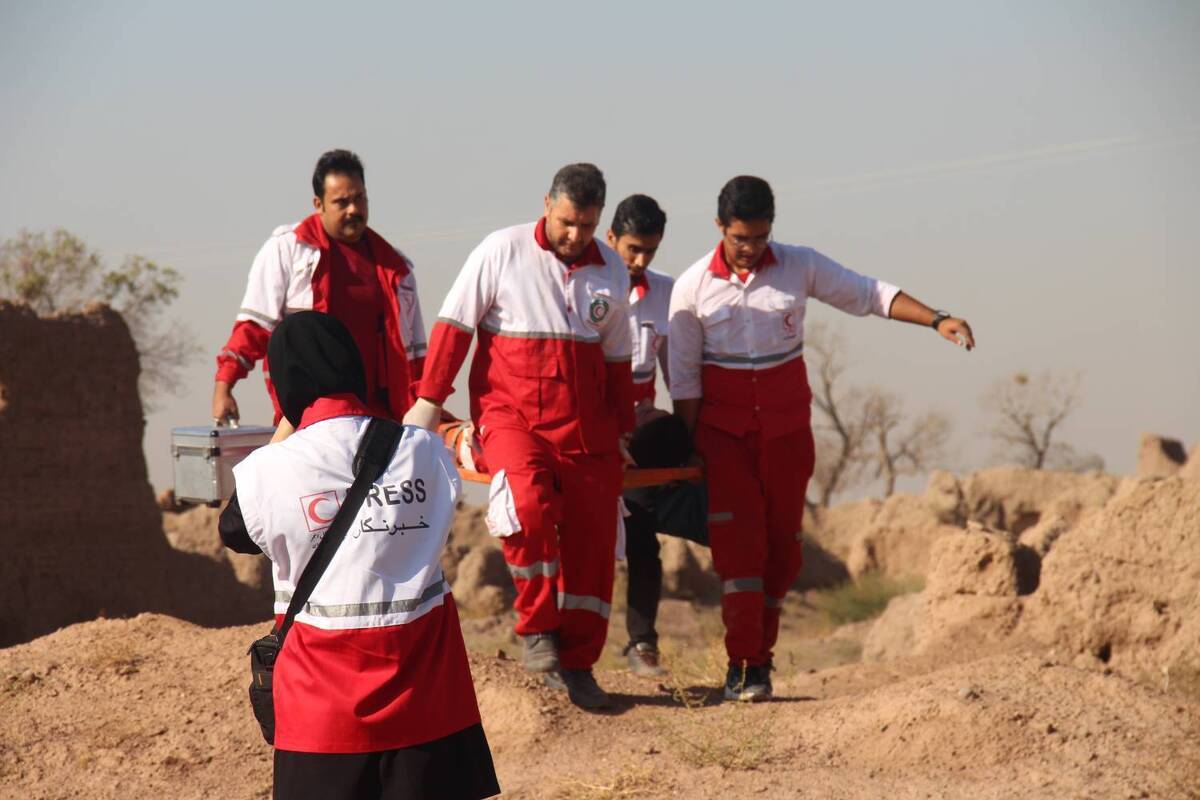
[888,292,975,351]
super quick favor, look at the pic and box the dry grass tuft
[811,573,924,625]
[553,766,661,800]
[654,709,783,772]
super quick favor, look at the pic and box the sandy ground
[2,601,1197,800]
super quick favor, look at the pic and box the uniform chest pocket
[762,294,799,340]
[505,342,561,378]
[700,305,738,352]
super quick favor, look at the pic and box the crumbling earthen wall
[0,302,268,646]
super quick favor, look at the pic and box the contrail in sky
[789,127,1200,196]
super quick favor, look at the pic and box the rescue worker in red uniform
[669,176,976,701]
[212,149,427,428]
[405,164,635,710]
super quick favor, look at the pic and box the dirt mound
[0,303,269,646]
[1181,443,1200,482]
[864,477,1200,683]
[1020,477,1200,679]
[1136,433,1188,478]
[807,497,881,561]
[844,492,962,580]
[959,466,1118,535]
[3,613,1196,799]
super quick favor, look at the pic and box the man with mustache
[212,149,427,427]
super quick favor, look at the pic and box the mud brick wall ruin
[0,302,267,646]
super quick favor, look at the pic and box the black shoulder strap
[275,418,405,644]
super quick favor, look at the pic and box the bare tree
[0,229,199,406]
[983,371,1103,471]
[864,389,952,496]
[806,322,873,509]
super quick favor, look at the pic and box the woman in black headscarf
[219,311,499,800]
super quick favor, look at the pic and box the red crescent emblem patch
[299,490,341,531]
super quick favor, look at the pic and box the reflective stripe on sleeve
[508,558,560,581]
[764,594,785,608]
[722,577,764,594]
[219,348,253,370]
[557,593,612,619]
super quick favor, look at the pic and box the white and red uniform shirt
[628,268,674,406]
[669,242,900,438]
[419,219,636,453]
[216,214,428,421]
[232,396,480,753]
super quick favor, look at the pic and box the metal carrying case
[171,424,276,505]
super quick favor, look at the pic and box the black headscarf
[267,311,367,427]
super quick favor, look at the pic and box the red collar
[708,240,777,281]
[297,393,378,430]
[630,271,649,300]
[294,214,410,278]
[534,217,606,269]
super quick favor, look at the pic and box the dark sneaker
[522,632,559,673]
[724,662,771,702]
[545,669,612,709]
[626,642,666,678]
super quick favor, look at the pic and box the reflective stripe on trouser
[481,424,622,670]
[696,422,815,666]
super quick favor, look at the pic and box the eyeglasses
[726,233,771,250]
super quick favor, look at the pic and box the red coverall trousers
[480,425,623,670]
[695,422,816,667]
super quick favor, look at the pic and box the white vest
[233,418,461,630]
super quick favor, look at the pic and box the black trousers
[623,481,709,647]
[273,722,500,800]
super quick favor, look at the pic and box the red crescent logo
[299,491,341,531]
[308,496,336,524]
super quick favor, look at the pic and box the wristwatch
[930,310,952,331]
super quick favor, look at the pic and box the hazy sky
[2,1,1197,495]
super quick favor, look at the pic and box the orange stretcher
[457,466,702,489]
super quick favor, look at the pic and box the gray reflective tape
[238,307,279,328]
[478,321,600,343]
[632,370,656,381]
[557,593,612,619]
[722,577,764,594]
[701,340,804,367]
[219,349,252,370]
[275,579,447,618]
[436,316,475,334]
[708,511,734,523]
[508,558,560,581]
[406,342,429,357]
[765,594,785,608]
[604,354,632,363]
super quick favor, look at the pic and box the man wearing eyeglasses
[668,175,975,702]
